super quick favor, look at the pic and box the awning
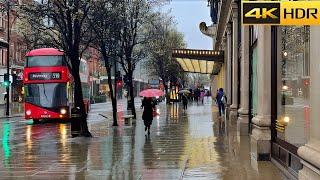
[172,49,224,74]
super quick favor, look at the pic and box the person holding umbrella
[139,89,164,135]
[141,97,155,135]
[182,93,188,110]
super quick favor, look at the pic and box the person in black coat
[182,93,188,110]
[141,97,155,135]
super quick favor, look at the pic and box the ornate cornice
[199,22,216,38]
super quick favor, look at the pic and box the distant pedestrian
[216,88,226,117]
[141,97,154,135]
[195,88,200,105]
[206,90,211,100]
[4,93,8,103]
[200,90,205,104]
[182,93,188,110]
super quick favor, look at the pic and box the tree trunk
[105,63,117,126]
[127,71,136,119]
[100,44,118,126]
[72,65,92,137]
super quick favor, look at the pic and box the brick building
[0,1,28,104]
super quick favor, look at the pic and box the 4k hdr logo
[242,1,320,25]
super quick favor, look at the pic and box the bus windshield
[25,83,67,108]
[26,56,65,67]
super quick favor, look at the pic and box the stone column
[223,36,228,91]
[226,24,232,106]
[237,26,249,136]
[229,4,239,120]
[298,26,320,180]
[251,26,272,161]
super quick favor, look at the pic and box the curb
[0,114,24,119]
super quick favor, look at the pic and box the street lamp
[5,1,10,116]
[3,0,18,116]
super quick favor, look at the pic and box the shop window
[251,45,258,118]
[277,26,310,147]
[289,154,303,174]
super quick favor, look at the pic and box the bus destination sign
[29,72,61,80]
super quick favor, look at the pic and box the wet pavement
[0,99,288,179]
[0,102,24,118]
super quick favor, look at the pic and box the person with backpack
[216,88,226,117]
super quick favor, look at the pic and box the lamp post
[5,0,10,116]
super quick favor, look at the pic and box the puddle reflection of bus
[23,48,91,123]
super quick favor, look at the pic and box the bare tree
[89,0,121,126]
[21,0,93,137]
[144,13,186,93]
[115,0,154,119]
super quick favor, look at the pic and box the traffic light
[123,75,127,83]
[115,71,122,81]
[117,80,122,87]
[3,73,9,87]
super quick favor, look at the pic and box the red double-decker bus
[23,48,90,123]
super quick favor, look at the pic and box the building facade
[208,0,320,179]
[0,2,28,105]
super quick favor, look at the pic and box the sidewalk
[0,100,288,179]
[0,102,24,118]
[89,100,288,179]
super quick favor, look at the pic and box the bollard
[71,107,81,137]
[128,110,136,125]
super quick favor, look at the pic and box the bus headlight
[60,108,67,115]
[26,110,31,116]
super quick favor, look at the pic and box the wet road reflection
[0,100,287,179]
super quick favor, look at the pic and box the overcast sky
[161,1,213,50]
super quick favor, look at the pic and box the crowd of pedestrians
[183,88,210,105]
[141,87,228,136]
[179,87,227,117]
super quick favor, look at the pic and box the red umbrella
[139,89,164,97]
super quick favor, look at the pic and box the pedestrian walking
[4,93,8,103]
[200,90,205,104]
[141,97,154,135]
[216,88,226,117]
[182,93,188,110]
[195,88,200,105]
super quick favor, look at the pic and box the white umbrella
[178,89,191,94]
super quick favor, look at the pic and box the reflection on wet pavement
[0,100,287,179]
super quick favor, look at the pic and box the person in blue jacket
[216,88,226,117]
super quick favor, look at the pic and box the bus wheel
[33,119,40,124]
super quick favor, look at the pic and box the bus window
[26,56,65,67]
[25,83,67,108]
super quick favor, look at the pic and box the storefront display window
[251,45,258,118]
[277,26,310,147]
[249,26,258,132]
